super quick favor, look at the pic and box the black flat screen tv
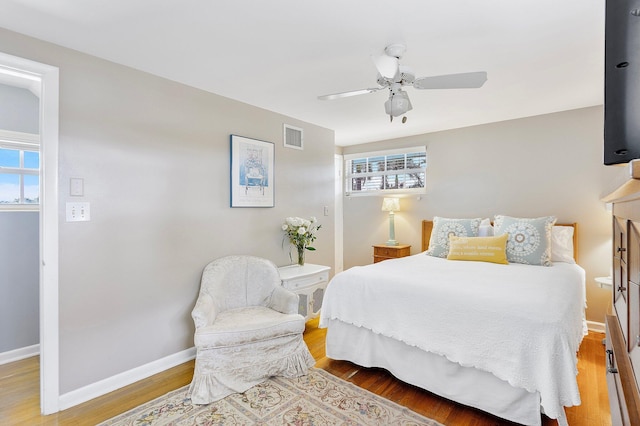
[604,0,640,165]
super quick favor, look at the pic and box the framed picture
[230,135,275,208]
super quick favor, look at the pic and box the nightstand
[278,263,331,321]
[373,244,411,263]
[595,276,613,289]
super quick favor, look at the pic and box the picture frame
[230,135,275,208]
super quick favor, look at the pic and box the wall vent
[283,124,303,150]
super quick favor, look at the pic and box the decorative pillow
[494,215,557,266]
[447,234,509,264]
[426,217,482,258]
[551,226,576,264]
[478,218,494,237]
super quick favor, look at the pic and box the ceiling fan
[318,43,488,123]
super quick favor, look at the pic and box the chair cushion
[194,306,305,348]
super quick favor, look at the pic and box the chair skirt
[188,332,315,404]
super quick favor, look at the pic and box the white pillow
[478,218,494,237]
[551,226,575,264]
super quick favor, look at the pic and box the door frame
[0,51,60,414]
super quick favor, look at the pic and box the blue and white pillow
[493,215,557,266]
[426,217,482,258]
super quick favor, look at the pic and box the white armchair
[187,255,315,404]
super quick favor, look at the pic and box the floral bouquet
[282,216,321,265]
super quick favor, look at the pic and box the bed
[319,218,587,426]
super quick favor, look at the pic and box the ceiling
[0,0,605,146]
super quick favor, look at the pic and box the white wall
[0,83,40,356]
[0,83,38,133]
[0,211,39,352]
[0,28,335,395]
[342,106,625,325]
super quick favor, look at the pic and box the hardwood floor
[0,319,611,425]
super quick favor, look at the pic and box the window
[344,147,426,196]
[0,132,40,208]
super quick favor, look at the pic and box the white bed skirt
[325,319,544,426]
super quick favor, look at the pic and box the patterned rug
[98,368,442,425]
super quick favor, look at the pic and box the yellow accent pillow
[447,234,509,264]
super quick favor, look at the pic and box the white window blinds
[344,147,426,196]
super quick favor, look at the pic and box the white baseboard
[0,344,40,365]
[58,346,196,411]
[27,319,610,412]
[587,320,605,333]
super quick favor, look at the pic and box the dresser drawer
[372,244,411,263]
[282,270,329,291]
[606,326,626,426]
[375,247,399,257]
[606,314,640,426]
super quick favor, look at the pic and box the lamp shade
[381,197,400,212]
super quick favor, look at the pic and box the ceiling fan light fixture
[318,44,487,122]
[385,90,412,117]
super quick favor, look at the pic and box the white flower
[281,216,322,254]
[310,216,317,223]
[289,217,303,227]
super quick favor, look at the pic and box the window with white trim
[344,147,426,196]
[0,131,40,208]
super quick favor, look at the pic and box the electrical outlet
[323,206,329,216]
[66,202,91,222]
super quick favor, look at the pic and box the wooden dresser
[372,244,411,263]
[603,165,640,425]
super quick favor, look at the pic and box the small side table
[595,276,613,289]
[373,244,411,263]
[596,276,613,323]
[278,263,331,321]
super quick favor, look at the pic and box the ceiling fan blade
[413,71,488,90]
[318,87,382,101]
[371,53,398,79]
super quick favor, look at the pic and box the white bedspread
[319,253,587,421]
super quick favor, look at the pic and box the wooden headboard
[421,220,434,253]
[421,220,579,262]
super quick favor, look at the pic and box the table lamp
[381,197,400,246]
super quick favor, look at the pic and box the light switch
[70,178,84,196]
[66,202,90,222]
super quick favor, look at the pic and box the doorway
[0,52,60,415]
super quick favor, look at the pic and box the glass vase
[297,245,305,266]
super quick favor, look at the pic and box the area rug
[98,368,443,425]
